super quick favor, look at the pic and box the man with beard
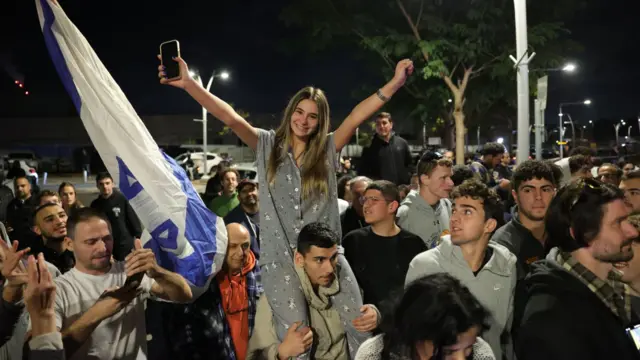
[33,202,75,274]
[208,169,240,217]
[225,179,260,260]
[615,214,640,316]
[516,178,640,360]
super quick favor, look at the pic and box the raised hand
[157,54,195,90]
[25,253,57,337]
[0,240,30,288]
[125,238,159,279]
[391,59,414,89]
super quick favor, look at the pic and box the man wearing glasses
[342,180,426,308]
[166,223,262,360]
[516,178,640,360]
[397,151,454,248]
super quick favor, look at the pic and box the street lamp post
[558,99,591,158]
[564,113,576,143]
[191,69,230,175]
[629,125,633,138]
[614,120,625,146]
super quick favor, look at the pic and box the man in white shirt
[52,207,193,360]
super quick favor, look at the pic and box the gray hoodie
[396,190,451,249]
[405,238,517,360]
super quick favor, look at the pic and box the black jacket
[340,206,365,240]
[516,252,640,360]
[360,133,412,185]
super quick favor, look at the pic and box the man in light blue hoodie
[405,179,516,360]
[397,151,453,248]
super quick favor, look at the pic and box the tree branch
[459,67,473,95]
[396,0,430,62]
[416,0,425,28]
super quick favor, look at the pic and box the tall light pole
[564,114,576,144]
[614,119,626,146]
[558,99,591,158]
[532,62,576,160]
[190,69,230,175]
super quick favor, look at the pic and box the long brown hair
[267,87,331,199]
[58,182,84,209]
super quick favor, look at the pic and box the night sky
[2,0,640,135]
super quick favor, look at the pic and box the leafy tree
[281,0,583,163]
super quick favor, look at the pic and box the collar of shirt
[557,251,631,323]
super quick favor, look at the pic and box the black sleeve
[342,231,359,269]
[0,296,24,348]
[359,146,375,178]
[124,198,143,238]
[404,140,413,178]
[89,198,98,209]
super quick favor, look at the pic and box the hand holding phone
[159,40,181,81]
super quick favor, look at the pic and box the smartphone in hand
[124,272,144,289]
[160,40,181,81]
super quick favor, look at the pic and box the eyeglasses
[569,177,602,211]
[419,151,443,164]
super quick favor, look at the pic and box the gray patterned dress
[256,129,370,357]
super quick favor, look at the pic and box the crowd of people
[0,54,639,360]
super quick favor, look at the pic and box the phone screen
[160,40,180,80]
[626,323,640,349]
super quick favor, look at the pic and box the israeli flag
[35,0,227,287]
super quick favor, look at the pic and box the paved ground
[40,174,208,206]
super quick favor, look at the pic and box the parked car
[175,152,223,175]
[7,151,39,171]
[232,162,258,181]
[1,157,39,194]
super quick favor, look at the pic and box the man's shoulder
[409,247,441,266]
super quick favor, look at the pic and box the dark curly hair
[546,178,624,252]
[480,142,505,157]
[513,160,556,191]
[451,165,474,187]
[380,273,490,360]
[451,179,504,227]
[568,155,592,175]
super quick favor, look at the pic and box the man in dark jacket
[340,176,371,239]
[360,112,412,185]
[224,179,260,260]
[493,160,556,280]
[6,176,38,250]
[516,178,640,360]
[90,172,142,261]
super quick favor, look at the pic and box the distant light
[189,70,197,78]
[219,71,230,80]
[25,91,29,95]
[589,120,593,124]
[558,112,563,117]
[583,125,586,128]
[623,144,627,147]
[497,137,504,144]
[583,99,592,105]
[562,63,576,72]
[14,80,19,85]
[448,98,453,103]
[18,84,23,88]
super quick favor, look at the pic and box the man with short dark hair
[406,179,516,360]
[598,162,623,186]
[555,146,594,186]
[90,172,142,261]
[53,207,193,360]
[6,176,37,250]
[569,154,593,181]
[493,160,556,279]
[397,151,453,248]
[225,179,261,259]
[208,169,240,217]
[360,112,412,185]
[33,203,75,274]
[343,180,426,308]
[620,170,640,211]
[470,142,510,191]
[617,214,640,316]
[248,222,378,360]
[516,178,640,360]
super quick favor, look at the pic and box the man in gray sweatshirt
[406,179,516,360]
[397,151,453,248]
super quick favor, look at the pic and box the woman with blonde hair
[159,56,413,355]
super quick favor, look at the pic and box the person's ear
[294,251,304,267]
[484,218,497,234]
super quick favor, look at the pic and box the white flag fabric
[35,0,227,287]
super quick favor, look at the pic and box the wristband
[376,89,390,102]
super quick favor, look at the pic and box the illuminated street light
[562,63,577,72]
[583,99,592,105]
[497,137,504,144]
